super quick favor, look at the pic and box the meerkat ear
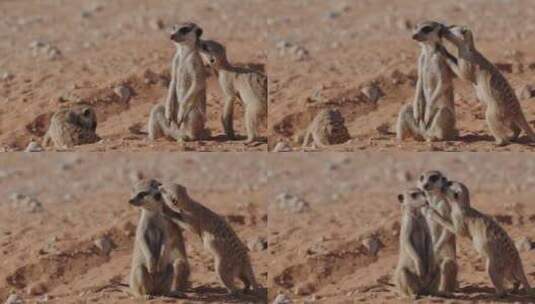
[397,194,404,203]
[195,28,203,38]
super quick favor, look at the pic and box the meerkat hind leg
[172,258,190,291]
[486,108,511,146]
[439,258,458,294]
[215,258,240,295]
[425,108,457,142]
[487,257,507,297]
[131,264,155,296]
[396,103,423,141]
[398,268,423,298]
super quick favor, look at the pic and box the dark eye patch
[410,192,419,199]
[153,192,162,200]
[429,175,439,183]
[421,26,433,34]
[419,175,424,181]
[453,192,459,199]
[179,26,192,35]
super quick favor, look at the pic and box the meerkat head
[444,181,470,208]
[444,25,475,48]
[412,21,446,44]
[170,22,203,46]
[417,170,449,195]
[129,179,163,212]
[67,103,97,131]
[198,39,228,69]
[158,183,189,208]
[397,188,429,211]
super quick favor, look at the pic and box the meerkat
[128,179,190,297]
[417,170,458,294]
[442,25,535,146]
[198,40,267,144]
[42,103,100,149]
[162,22,208,141]
[301,108,350,148]
[394,188,439,299]
[158,183,259,295]
[396,21,458,142]
[425,181,532,296]
[147,103,183,141]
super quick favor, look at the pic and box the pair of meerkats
[397,21,535,146]
[148,22,267,145]
[128,176,259,298]
[395,170,531,299]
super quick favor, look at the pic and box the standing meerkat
[158,183,260,295]
[42,103,100,149]
[396,21,458,142]
[149,22,208,142]
[301,108,350,148]
[442,25,535,146]
[198,39,267,144]
[417,170,458,294]
[128,179,190,297]
[425,181,532,297]
[394,188,439,299]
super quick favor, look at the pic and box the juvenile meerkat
[425,181,532,296]
[128,179,190,297]
[442,25,535,146]
[302,108,350,148]
[42,103,100,149]
[147,103,183,141]
[417,170,458,294]
[397,21,458,142]
[158,22,208,141]
[394,188,439,299]
[158,183,259,295]
[198,40,267,144]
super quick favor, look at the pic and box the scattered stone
[122,221,136,237]
[25,141,44,152]
[396,170,412,182]
[515,237,533,252]
[276,40,309,61]
[1,72,14,81]
[517,84,535,100]
[275,193,310,213]
[80,10,92,18]
[113,84,132,102]
[324,11,340,20]
[30,41,62,60]
[27,282,47,296]
[5,294,23,304]
[360,84,385,103]
[247,237,268,252]
[294,281,315,296]
[94,236,113,255]
[495,62,513,73]
[273,141,292,152]
[9,193,44,213]
[376,122,390,135]
[149,19,165,30]
[397,18,412,31]
[273,293,292,304]
[361,235,383,256]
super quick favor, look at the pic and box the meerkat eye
[397,194,404,203]
[153,192,162,200]
[429,175,439,183]
[179,26,192,35]
[82,108,92,117]
[410,192,418,199]
[421,26,433,34]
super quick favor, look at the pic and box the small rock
[396,170,412,182]
[361,235,382,256]
[517,84,535,100]
[294,281,315,296]
[5,294,23,304]
[376,122,390,135]
[94,236,113,255]
[275,193,310,213]
[360,84,385,103]
[46,46,62,60]
[273,141,292,152]
[80,10,92,18]
[122,221,136,237]
[324,11,340,20]
[149,19,165,30]
[25,141,44,152]
[29,40,46,49]
[273,293,292,304]
[1,72,14,81]
[113,84,132,102]
[397,18,412,31]
[9,193,44,213]
[247,237,267,252]
[515,237,533,252]
[27,282,47,296]
[495,62,513,73]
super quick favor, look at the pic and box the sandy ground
[268,153,535,303]
[0,0,268,152]
[0,154,268,303]
[268,0,535,152]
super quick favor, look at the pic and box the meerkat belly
[474,73,494,105]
